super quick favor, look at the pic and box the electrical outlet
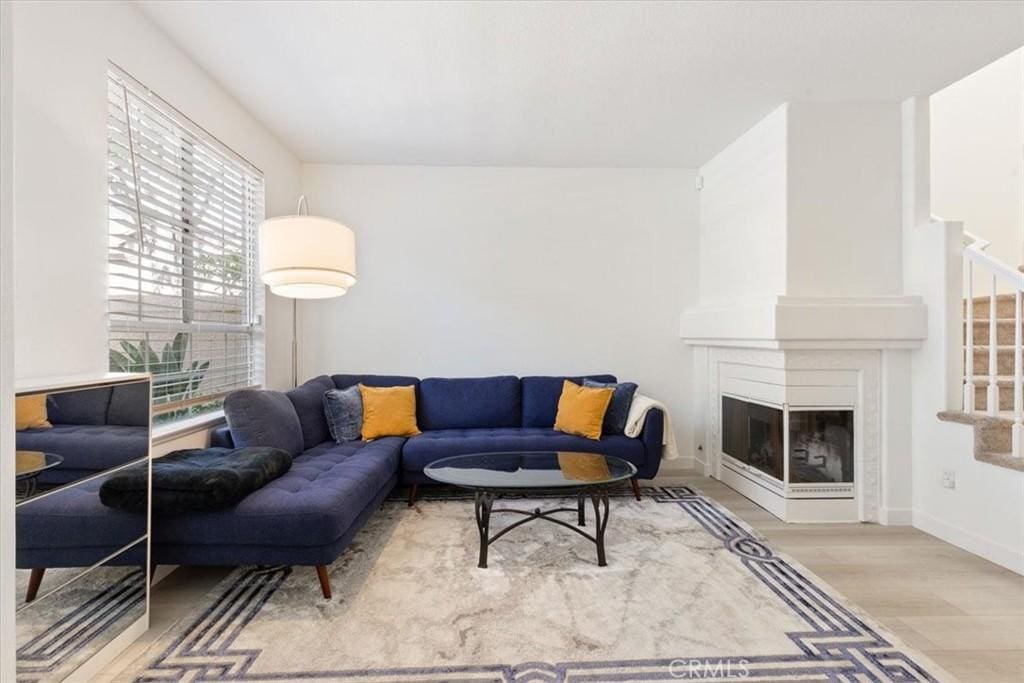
[941,470,956,490]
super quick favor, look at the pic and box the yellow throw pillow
[15,394,52,430]
[553,380,613,440]
[359,384,421,440]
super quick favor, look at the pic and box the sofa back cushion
[332,374,420,390]
[47,387,113,426]
[224,389,304,457]
[286,375,335,449]
[418,376,521,430]
[521,375,617,428]
[107,382,151,426]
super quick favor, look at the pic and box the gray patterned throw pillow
[323,386,363,442]
[583,379,638,435]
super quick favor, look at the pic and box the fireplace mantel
[680,295,927,349]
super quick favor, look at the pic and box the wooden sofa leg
[315,565,332,599]
[407,483,419,507]
[630,478,642,501]
[26,568,45,603]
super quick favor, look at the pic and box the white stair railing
[963,230,1024,458]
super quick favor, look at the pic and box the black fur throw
[100,447,292,515]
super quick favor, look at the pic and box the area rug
[119,486,948,682]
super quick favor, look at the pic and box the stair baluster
[1014,289,1022,458]
[987,274,999,417]
[963,260,975,412]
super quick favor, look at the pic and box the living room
[1,2,1022,682]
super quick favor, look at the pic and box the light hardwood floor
[101,474,1023,682]
[685,473,1024,683]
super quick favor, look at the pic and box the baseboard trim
[651,456,696,482]
[913,510,1024,575]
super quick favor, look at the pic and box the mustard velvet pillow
[553,380,614,440]
[358,384,421,440]
[16,394,52,430]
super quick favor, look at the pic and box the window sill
[152,410,226,445]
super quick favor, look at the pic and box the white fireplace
[702,346,882,523]
[680,293,927,524]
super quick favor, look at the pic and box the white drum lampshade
[259,202,357,299]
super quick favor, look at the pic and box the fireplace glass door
[721,396,784,481]
[788,410,854,484]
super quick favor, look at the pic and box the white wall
[931,47,1024,268]
[10,0,301,386]
[697,106,787,306]
[786,102,903,297]
[297,165,698,472]
[696,102,906,307]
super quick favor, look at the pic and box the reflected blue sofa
[16,384,149,485]
[155,374,664,598]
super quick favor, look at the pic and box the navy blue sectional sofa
[156,374,664,598]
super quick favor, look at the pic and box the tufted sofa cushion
[401,427,644,474]
[16,474,147,568]
[520,375,617,428]
[418,376,520,430]
[153,437,404,549]
[16,424,149,484]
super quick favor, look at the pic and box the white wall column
[0,0,15,676]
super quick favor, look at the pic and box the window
[106,66,265,422]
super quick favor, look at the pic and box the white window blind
[106,66,265,419]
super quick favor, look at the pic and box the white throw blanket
[624,394,680,461]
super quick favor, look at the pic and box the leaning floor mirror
[13,374,151,681]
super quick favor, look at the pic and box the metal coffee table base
[473,490,611,568]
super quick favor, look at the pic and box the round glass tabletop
[15,450,64,479]
[424,451,637,490]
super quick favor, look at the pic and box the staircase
[936,230,1023,470]
[964,293,1021,412]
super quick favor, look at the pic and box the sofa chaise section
[154,437,403,597]
[160,377,404,598]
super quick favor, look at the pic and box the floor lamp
[258,195,357,386]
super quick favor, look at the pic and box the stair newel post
[1014,289,1022,458]
[964,260,975,411]
[987,274,999,417]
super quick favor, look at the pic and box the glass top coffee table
[15,450,64,501]
[424,451,637,568]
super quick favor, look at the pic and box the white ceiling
[138,0,1024,168]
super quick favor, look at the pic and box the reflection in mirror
[15,541,147,681]
[16,467,149,606]
[13,377,151,681]
[14,382,150,500]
